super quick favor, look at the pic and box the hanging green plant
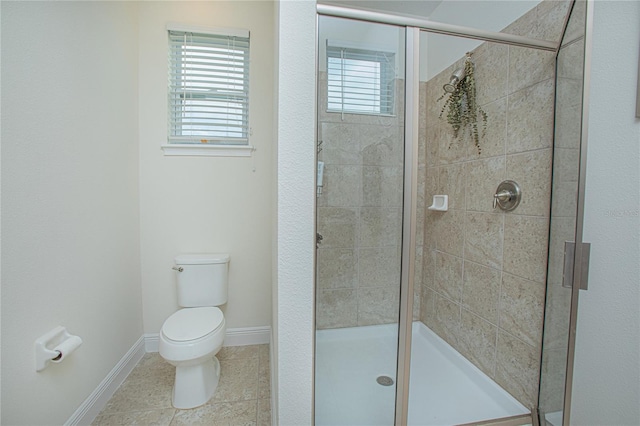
[438,53,487,154]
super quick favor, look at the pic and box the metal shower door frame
[395,25,419,426]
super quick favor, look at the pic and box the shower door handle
[562,241,591,290]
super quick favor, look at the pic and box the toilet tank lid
[175,253,230,265]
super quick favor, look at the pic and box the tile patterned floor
[93,344,271,426]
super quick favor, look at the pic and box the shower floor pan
[315,322,528,426]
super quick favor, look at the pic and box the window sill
[325,109,397,118]
[161,144,254,157]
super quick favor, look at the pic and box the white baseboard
[65,336,145,426]
[144,325,271,353]
[144,333,160,353]
[224,326,271,347]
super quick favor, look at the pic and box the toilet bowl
[159,306,226,409]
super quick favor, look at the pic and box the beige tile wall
[418,0,570,409]
[316,74,410,329]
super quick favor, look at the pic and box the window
[327,45,395,115]
[165,25,250,155]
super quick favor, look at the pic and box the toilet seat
[162,307,224,342]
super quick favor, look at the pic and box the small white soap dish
[427,195,448,211]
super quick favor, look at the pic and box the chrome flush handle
[172,266,183,272]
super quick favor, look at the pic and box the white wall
[571,1,640,424]
[271,3,281,422]
[0,2,142,424]
[137,1,274,334]
[273,0,316,424]
[422,0,540,80]
[0,2,4,423]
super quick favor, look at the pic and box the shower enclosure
[315,1,591,425]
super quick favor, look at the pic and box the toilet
[159,253,229,409]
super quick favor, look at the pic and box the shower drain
[376,375,395,386]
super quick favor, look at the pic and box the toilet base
[172,356,221,409]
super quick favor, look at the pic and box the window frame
[162,23,252,157]
[326,43,396,117]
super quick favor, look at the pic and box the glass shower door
[315,15,406,426]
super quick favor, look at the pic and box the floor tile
[92,408,175,426]
[102,377,173,414]
[212,357,259,403]
[217,345,260,361]
[94,345,270,426]
[171,400,258,426]
[258,355,270,400]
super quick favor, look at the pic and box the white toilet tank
[174,254,229,308]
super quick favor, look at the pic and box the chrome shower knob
[493,180,522,211]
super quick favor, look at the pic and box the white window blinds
[327,46,395,115]
[168,28,249,145]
